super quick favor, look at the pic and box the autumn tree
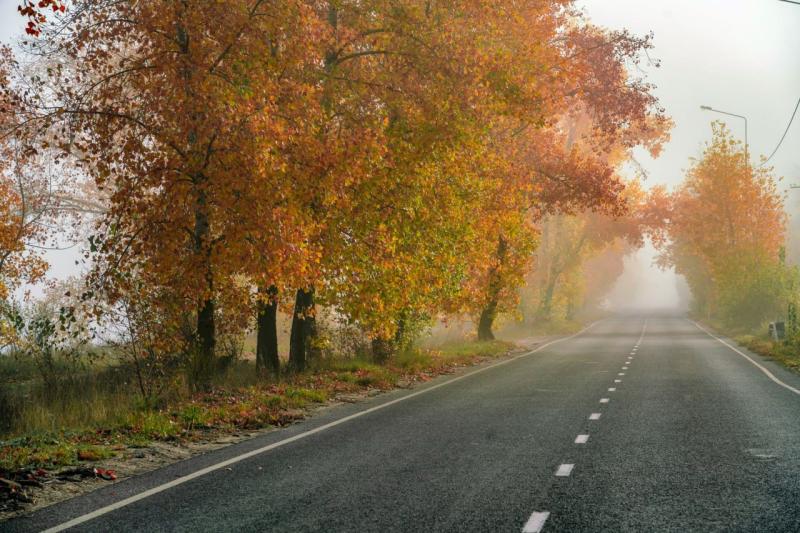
[22,1,330,388]
[658,122,791,328]
[0,46,68,346]
[462,20,672,340]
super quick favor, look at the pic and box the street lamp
[700,105,749,174]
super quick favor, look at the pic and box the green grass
[435,339,514,359]
[735,334,800,372]
[0,433,118,471]
[0,338,517,472]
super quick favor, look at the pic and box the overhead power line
[760,95,800,167]
[778,0,800,5]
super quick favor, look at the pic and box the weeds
[736,334,800,371]
[0,338,515,472]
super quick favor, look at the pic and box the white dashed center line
[522,511,550,533]
[589,413,601,420]
[575,434,589,444]
[622,366,628,370]
[618,372,625,376]
[599,398,610,403]
[614,379,622,383]
[555,464,575,477]
[608,387,616,392]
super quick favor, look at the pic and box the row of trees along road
[1,1,671,390]
[655,123,795,330]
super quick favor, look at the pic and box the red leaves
[93,468,117,481]
[18,1,66,36]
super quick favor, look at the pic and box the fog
[579,0,799,315]
[603,241,688,314]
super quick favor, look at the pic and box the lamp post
[700,105,749,174]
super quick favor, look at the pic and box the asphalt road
[6,316,800,532]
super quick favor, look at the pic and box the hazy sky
[578,0,800,190]
[576,0,800,308]
[1,2,798,307]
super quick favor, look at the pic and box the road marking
[556,464,574,476]
[575,434,589,444]
[600,398,609,403]
[614,379,622,383]
[608,387,616,392]
[622,366,628,370]
[522,511,550,533]
[618,373,625,376]
[589,413,601,420]
[637,319,648,345]
[691,320,800,396]
[41,323,604,533]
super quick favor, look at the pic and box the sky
[578,0,800,190]
[1,1,799,309]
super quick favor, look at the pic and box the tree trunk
[477,299,498,341]
[477,236,507,341]
[195,296,215,389]
[394,315,407,351]
[178,12,216,391]
[537,277,557,320]
[256,285,280,375]
[371,337,394,364]
[192,188,215,391]
[288,287,318,372]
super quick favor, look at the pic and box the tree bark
[477,299,498,341]
[195,295,215,389]
[178,10,216,391]
[477,236,507,341]
[288,287,318,372]
[371,337,394,364]
[537,275,558,320]
[256,285,280,375]
[191,181,216,391]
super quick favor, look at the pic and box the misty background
[1,0,798,312]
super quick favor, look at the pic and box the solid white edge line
[691,320,800,396]
[43,322,604,533]
[522,511,550,533]
[555,464,575,476]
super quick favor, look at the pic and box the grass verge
[0,339,514,473]
[734,334,800,372]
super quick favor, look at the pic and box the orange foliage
[657,122,789,326]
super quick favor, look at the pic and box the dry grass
[0,338,515,472]
[735,334,800,372]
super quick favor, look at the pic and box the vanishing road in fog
[8,317,800,532]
